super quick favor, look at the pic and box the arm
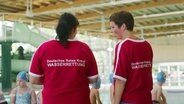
[156,87,163,103]
[10,88,16,104]
[96,90,102,104]
[39,91,43,104]
[113,79,126,104]
[110,85,114,104]
[29,75,43,85]
[86,46,98,84]
[160,92,167,104]
[90,89,95,104]
[30,89,37,104]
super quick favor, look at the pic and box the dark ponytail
[56,13,79,48]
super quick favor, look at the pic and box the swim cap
[91,77,101,89]
[109,72,113,83]
[157,71,166,83]
[17,71,28,81]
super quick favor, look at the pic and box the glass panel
[179,65,184,86]
[170,65,178,86]
[160,66,167,72]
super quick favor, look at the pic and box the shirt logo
[47,59,85,67]
[131,61,152,69]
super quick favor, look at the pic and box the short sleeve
[113,41,129,82]
[86,46,98,80]
[29,46,44,77]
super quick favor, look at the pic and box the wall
[147,36,184,63]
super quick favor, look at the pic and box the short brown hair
[109,11,134,31]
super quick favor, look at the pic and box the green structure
[0,22,48,92]
[1,42,12,92]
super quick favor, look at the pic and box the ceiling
[0,0,184,39]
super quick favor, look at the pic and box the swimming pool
[99,85,184,104]
[4,85,184,104]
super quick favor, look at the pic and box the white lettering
[47,59,86,67]
[131,61,152,69]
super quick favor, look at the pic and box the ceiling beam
[32,0,101,13]
[76,0,183,19]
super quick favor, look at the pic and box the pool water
[99,86,184,104]
[4,85,184,104]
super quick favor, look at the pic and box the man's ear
[121,24,127,30]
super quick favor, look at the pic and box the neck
[68,34,75,39]
[121,30,129,39]
[18,85,28,89]
[122,31,140,40]
[157,82,163,86]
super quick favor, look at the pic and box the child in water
[151,71,167,104]
[90,77,102,104]
[10,71,37,104]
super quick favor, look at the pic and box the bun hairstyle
[56,13,79,48]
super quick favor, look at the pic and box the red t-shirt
[29,40,98,104]
[114,38,153,104]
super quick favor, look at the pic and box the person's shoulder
[74,40,91,49]
[11,87,17,92]
[75,40,88,45]
[37,39,58,50]
[41,39,57,46]
[144,40,152,46]
[10,87,17,95]
[124,38,146,43]
[28,87,35,92]
[117,38,141,47]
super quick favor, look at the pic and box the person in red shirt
[29,13,98,104]
[109,11,153,104]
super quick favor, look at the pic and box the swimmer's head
[109,72,114,83]
[17,71,28,82]
[91,77,101,89]
[157,71,166,84]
